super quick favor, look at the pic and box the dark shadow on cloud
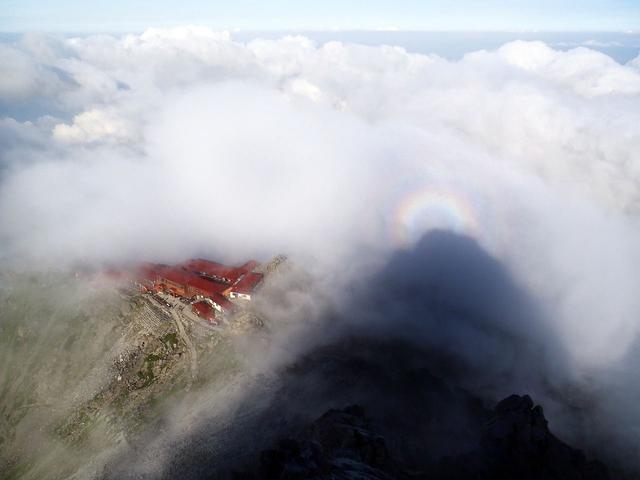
[103,231,581,479]
[355,231,569,395]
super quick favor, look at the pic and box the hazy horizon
[1,29,639,69]
[2,0,639,32]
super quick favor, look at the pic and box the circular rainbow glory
[391,187,480,248]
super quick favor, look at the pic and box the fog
[1,26,640,474]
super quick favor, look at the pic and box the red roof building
[185,275,228,297]
[134,263,166,291]
[137,263,165,282]
[181,259,244,284]
[130,257,263,316]
[154,268,231,299]
[192,300,215,323]
[156,268,195,297]
[239,260,260,272]
[228,272,263,299]
[209,293,235,313]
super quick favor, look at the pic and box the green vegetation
[0,271,256,480]
[161,331,178,348]
[0,272,130,479]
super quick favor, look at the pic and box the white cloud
[0,44,62,101]
[478,40,640,97]
[2,30,640,456]
[1,28,639,360]
[52,108,136,143]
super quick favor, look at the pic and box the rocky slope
[238,395,609,480]
[0,260,631,480]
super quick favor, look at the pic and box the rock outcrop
[240,396,610,480]
[237,405,399,480]
[436,394,609,480]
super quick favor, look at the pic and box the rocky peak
[482,394,549,453]
[437,394,610,480]
[239,395,612,480]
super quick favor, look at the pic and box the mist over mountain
[1,26,640,478]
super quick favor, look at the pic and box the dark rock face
[242,396,609,480]
[435,394,609,480]
[238,405,398,480]
[436,395,609,480]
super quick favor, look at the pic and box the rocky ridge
[238,395,609,480]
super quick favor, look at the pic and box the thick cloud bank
[1,27,640,467]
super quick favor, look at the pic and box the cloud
[0,43,65,103]
[554,39,625,49]
[1,26,640,471]
[493,40,640,96]
[1,26,639,360]
[52,108,137,143]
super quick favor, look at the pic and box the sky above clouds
[1,0,639,32]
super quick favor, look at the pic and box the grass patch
[161,332,178,348]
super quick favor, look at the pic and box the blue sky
[1,0,639,32]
